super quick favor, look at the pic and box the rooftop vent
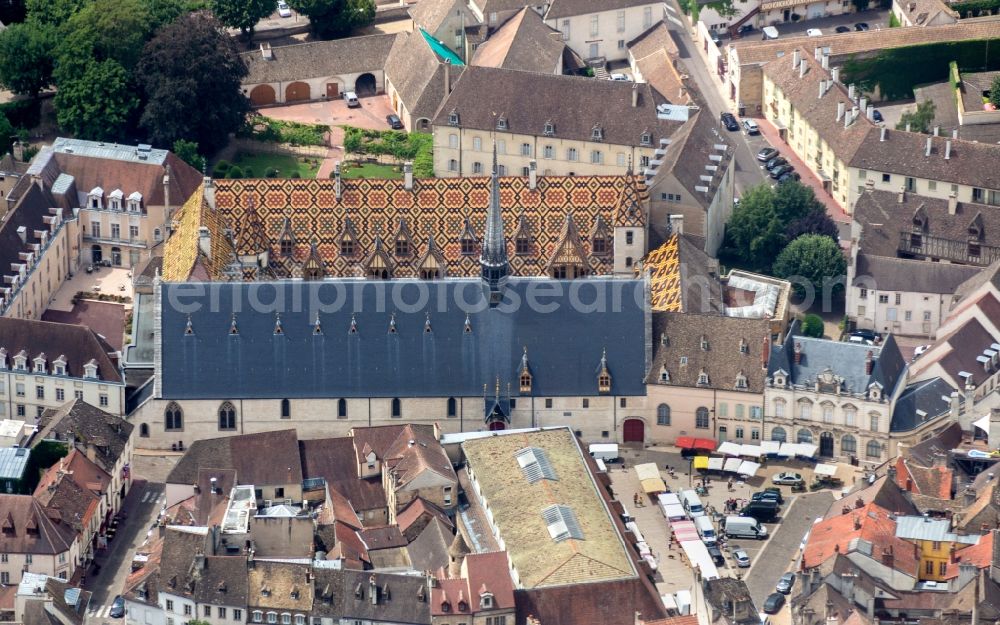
[515,447,557,483]
[541,504,583,542]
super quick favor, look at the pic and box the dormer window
[53,356,66,376]
[108,189,123,211]
[735,373,748,390]
[592,234,607,256]
[543,121,554,136]
[33,355,45,373]
[697,370,709,386]
[598,370,611,394]
[480,592,494,609]
[88,187,104,209]
[13,354,27,371]
[640,131,652,146]
[83,361,99,380]
[659,367,669,383]
[448,109,460,126]
[740,339,748,354]
[520,371,532,393]
[774,373,786,387]
[591,125,603,141]
[127,192,142,212]
[395,237,409,257]
[497,116,508,130]
[701,336,709,351]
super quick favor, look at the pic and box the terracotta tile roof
[461,429,635,589]
[803,502,919,576]
[396,497,453,535]
[629,22,690,105]
[431,551,515,615]
[382,425,457,489]
[62,449,111,497]
[336,569,432,624]
[471,8,565,74]
[899,0,958,25]
[0,494,76,555]
[123,532,163,605]
[895,457,952,499]
[642,234,723,313]
[409,0,464,32]
[35,399,133,476]
[516,577,668,625]
[825,475,915,520]
[648,312,771,392]
[435,66,679,147]
[299,438,387,515]
[241,34,397,85]
[166,430,301,487]
[643,616,701,625]
[545,0,660,19]
[644,235,682,311]
[161,174,646,281]
[405,517,452,573]
[358,525,408,550]
[0,318,121,384]
[956,480,1000,533]
[34,459,100,532]
[943,530,993,578]
[733,21,1000,67]
[193,556,250,607]
[247,561,313,611]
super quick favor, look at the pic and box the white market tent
[636,462,668,494]
[708,457,725,471]
[680,539,720,580]
[724,457,742,472]
[761,440,781,454]
[740,444,763,457]
[718,441,742,456]
[738,461,761,476]
[814,463,839,477]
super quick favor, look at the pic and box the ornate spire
[480,140,509,301]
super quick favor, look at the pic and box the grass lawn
[341,162,403,179]
[232,151,321,178]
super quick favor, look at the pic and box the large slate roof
[158,278,649,399]
[241,34,397,84]
[890,377,955,432]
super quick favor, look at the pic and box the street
[83,455,178,623]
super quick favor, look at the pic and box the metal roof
[0,447,30,479]
[51,173,75,195]
[894,515,980,544]
[51,137,170,166]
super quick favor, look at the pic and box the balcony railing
[83,234,148,248]
[897,231,1000,266]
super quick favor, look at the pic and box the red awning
[693,438,717,451]
[675,436,696,449]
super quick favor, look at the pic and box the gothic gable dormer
[277,216,296,257]
[911,204,928,232]
[519,347,532,393]
[547,213,588,279]
[417,234,447,279]
[393,218,415,258]
[615,175,647,227]
[339,218,359,258]
[590,215,611,257]
[459,218,478,256]
[364,235,394,280]
[302,242,324,280]
[513,216,533,256]
[968,212,985,241]
[597,349,611,394]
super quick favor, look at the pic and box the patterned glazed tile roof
[644,234,682,312]
[162,175,647,282]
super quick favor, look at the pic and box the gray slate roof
[769,320,906,395]
[384,31,461,123]
[241,35,398,84]
[158,279,648,400]
[35,399,134,475]
[545,0,661,19]
[889,377,955,433]
[853,254,982,294]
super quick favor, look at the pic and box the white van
[589,443,620,463]
[724,515,769,540]
[762,26,779,40]
[679,490,705,518]
[694,515,717,545]
[344,91,360,108]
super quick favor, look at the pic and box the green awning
[420,28,465,66]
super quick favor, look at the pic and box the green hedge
[239,115,327,146]
[841,38,1000,100]
[342,126,434,177]
[950,0,1000,16]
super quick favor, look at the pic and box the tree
[0,113,14,155]
[851,0,870,10]
[895,99,936,134]
[136,12,249,152]
[172,139,206,172]
[786,209,839,242]
[25,0,89,27]
[801,313,825,338]
[288,0,375,38]
[773,234,847,298]
[55,0,153,73]
[0,22,57,97]
[54,59,138,140]
[990,75,1000,108]
[211,0,274,43]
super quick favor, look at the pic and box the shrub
[212,159,231,177]
[290,171,300,178]
[226,165,244,179]
[266,168,279,178]
[243,167,254,178]
[801,314,825,338]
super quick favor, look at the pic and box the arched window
[770,426,787,442]
[165,402,183,431]
[391,398,402,418]
[841,434,857,454]
[218,401,236,430]
[139,423,149,438]
[280,399,291,419]
[657,404,670,426]
[695,407,710,429]
[337,398,347,419]
[866,439,882,459]
[797,428,813,444]
[447,397,457,418]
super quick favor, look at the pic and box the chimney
[949,391,961,417]
[880,127,886,141]
[839,573,855,603]
[198,226,212,260]
[932,453,947,469]
[529,159,537,189]
[163,164,171,221]
[865,350,874,374]
[403,162,413,190]
[814,47,822,61]
[260,42,273,60]
[194,551,206,570]
[948,192,958,215]
[819,80,825,99]
[793,50,801,68]
[844,108,851,129]
[85,445,96,463]
[848,84,856,101]
[837,101,845,122]
[369,574,378,605]
[444,59,452,96]
[821,54,829,70]
[794,342,802,364]
[632,83,639,107]
[933,126,940,137]
[882,546,894,569]
[851,105,859,122]
[925,137,932,157]
[853,515,861,530]
[16,226,26,244]
[334,163,342,199]
[831,67,840,83]
[762,334,770,370]
[897,186,906,203]
[210,476,218,494]
[945,140,952,159]
[866,105,874,121]
[669,214,684,235]
[800,60,807,79]
[202,176,215,210]
[824,600,834,621]
[859,96,868,113]
[953,128,959,139]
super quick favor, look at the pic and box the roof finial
[424,312,432,333]
[349,314,358,334]
[273,312,283,335]
[480,137,510,303]
[313,313,323,335]
[230,313,239,335]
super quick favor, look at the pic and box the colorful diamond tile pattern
[644,235,682,312]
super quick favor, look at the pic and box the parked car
[752,491,782,505]
[806,28,823,36]
[776,572,796,594]
[777,172,801,185]
[913,344,931,360]
[711,32,722,45]
[772,472,804,486]
[721,112,740,131]
[277,1,292,17]
[762,26,779,40]
[760,487,785,503]
[741,501,780,522]
[872,109,884,122]
[763,593,786,614]
[734,548,751,567]
[851,329,881,342]
[765,156,787,170]
[835,25,851,33]
[707,543,726,566]
[110,596,126,618]
[610,73,631,81]
[743,119,760,135]
[757,147,779,162]
[849,335,874,345]
[769,164,794,179]
[855,22,869,30]
[738,24,755,35]
[344,91,360,108]
[386,114,403,129]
